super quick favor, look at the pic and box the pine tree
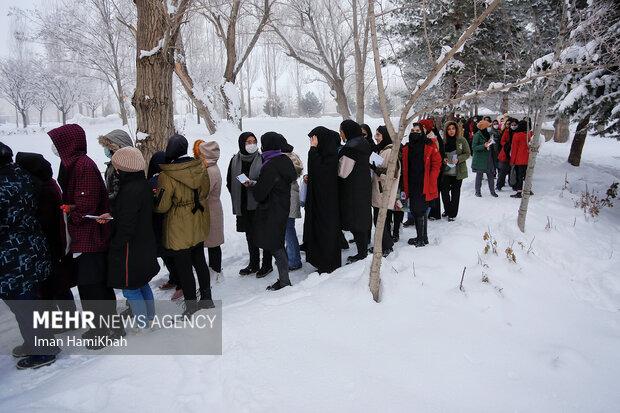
[298,91,322,117]
[263,95,284,117]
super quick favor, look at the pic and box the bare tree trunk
[553,114,569,142]
[61,110,67,125]
[132,0,189,161]
[568,115,590,166]
[334,80,351,119]
[352,0,368,124]
[39,108,43,127]
[247,85,252,118]
[20,110,28,128]
[500,92,509,114]
[115,77,129,125]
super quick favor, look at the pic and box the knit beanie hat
[477,119,492,131]
[199,141,220,163]
[111,147,145,172]
[419,119,435,133]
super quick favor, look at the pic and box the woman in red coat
[401,123,442,247]
[496,117,518,191]
[510,120,533,198]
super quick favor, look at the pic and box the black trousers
[496,161,510,190]
[76,252,117,329]
[4,290,60,356]
[440,175,463,218]
[207,246,222,273]
[514,165,527,191]
[173,243,211,301]
[245,231,273,269]
[393,210,404,236]
[163,256,180,288]
[350,230,369,257]
[372,207,395,251]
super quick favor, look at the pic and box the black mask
[409,132,425,142]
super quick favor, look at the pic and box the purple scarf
[261,150,283,169]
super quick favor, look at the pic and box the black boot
[256,266,274,278]
[267,280,291,291]
[407,216,423,245]
[16,355,56,370]
[239,265,258,276]
[413,217,428,247]
[199,289,215,309]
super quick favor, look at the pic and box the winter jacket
[286,152,303,219]
[251,154,297,252]
[401,141,442,202]
[108,171,160,289]
[371,144,400,210]
[156,158,210,251]
[510,131,531,166]
[48,124,111,254]
[338,136,372,233]
[200,147,224,248]
[471,130,494,172]
[443,136,470,180]
[498,128,512,163]
[15,152,76,295]
[98,130,134,200]
[0,163,51,299]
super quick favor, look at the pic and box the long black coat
[304,127,342,273]
[338,136,372,233]
[252,155,297,252]
[108,171,160,289]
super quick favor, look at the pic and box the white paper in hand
[236,174,250,184]
[300,180,307,203]
[369,152,385,166]
[85,215,113,220]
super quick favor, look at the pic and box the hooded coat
[510,121,532,166]
[304,127,342,273]
[471,129,494,172]
[442,122,471,180]
[156,135,211,251]
[148,151,169,256]
[251,132,297,252]
[401,132,442,203]
[199,141,224,247]
[48,124,111,257]
[98,129,134,200]
[108,171,160,289]
[226,132,263,232]
[0,156,51,299]
[338,121,372,233]
[15,152,76,295]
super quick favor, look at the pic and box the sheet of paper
[236,174,250,184]
[299,180,307,203]
[369,151,385,166]
[84,215,113,220]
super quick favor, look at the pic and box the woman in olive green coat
[440,121,470,220]
[471,119,499,198]
[156,134,212,313]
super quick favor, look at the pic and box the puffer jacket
[98,129,134,200]
[0,163,51,299]
[286,152,303,219]
[155,158,210,251]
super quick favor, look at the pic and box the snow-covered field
[0,115,619,412]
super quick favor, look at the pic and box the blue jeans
[285,218,302,269]
[122,284,155,328]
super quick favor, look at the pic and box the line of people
[0,113,532,370]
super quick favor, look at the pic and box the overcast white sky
[0,0,39,57]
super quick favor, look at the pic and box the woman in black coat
[338,120,372,264]
[15,152,76,311]
[249,132,297,291]
[107,147,160,328]
[304,126,342,274]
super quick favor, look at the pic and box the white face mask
[51,143,59,157]
[487,127,493,132]
[493,125,499,129]
[245,143,258,154]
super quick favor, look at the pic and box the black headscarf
[308,126,340,158]
[238,132,257,155]
[165,134,188,162]
[260,132,286,152]
[0,141,13,167]
[15,152,53,182]
[340,119,363,141]
[515,120,529,133]
[375,126,393,153]
[148,151,166,180]
[361,123,376,151]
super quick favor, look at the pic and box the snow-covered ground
[0,115,619,412]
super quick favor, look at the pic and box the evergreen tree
[298,91,323,117]
[263,95,284,117]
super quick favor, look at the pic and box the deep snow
[0,115,619,412]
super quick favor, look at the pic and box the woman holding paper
[370,126,399,256]
[471,119,499,198]
[440,121,471,221]
[226,132,273,277]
